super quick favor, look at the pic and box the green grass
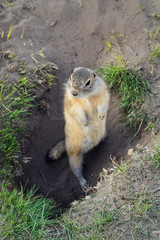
[17,59,57,86]
[152,44,160,60]
[97,65,151,132]
[147,142,160,169]
[153,144,160,168]
[143,24,160,62]
[0,182,56,240]
[0,77,34,178]
[4,0,14,7]
[58,206,119,240]
[149,11,160,20]
[7,23,13,40]
[0,75,57,239]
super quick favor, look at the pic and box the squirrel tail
[48,140,66,160]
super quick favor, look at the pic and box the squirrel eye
[93,73,97,78]
[85,79,90,86]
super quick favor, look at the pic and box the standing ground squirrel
[49,67,110,190]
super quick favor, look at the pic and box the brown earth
[0,0,160,208]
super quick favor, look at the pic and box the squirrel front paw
[98,107,106,120]
[82,113,88,126]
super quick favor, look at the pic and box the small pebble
[128,148,134,156]
[136,144,143,150]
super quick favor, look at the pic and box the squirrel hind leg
[68,153,87,191]
[48,140,66,161]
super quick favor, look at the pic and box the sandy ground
[0,0,160,207]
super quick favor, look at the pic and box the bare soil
[0,0,160,208]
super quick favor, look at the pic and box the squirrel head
[67,67,97,98]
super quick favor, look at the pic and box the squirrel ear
[93,72,97,78]
[73,68,78,72]
[70,73,73,79]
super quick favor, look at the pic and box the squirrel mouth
[71,90,78,97]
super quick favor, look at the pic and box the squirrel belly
[64,93,108,153]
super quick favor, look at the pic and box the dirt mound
[1,0,159,207]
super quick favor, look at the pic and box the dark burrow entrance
[18,77,139,208]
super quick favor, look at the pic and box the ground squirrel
[49,67,110,190]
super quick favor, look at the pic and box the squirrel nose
[71,90,78,96]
